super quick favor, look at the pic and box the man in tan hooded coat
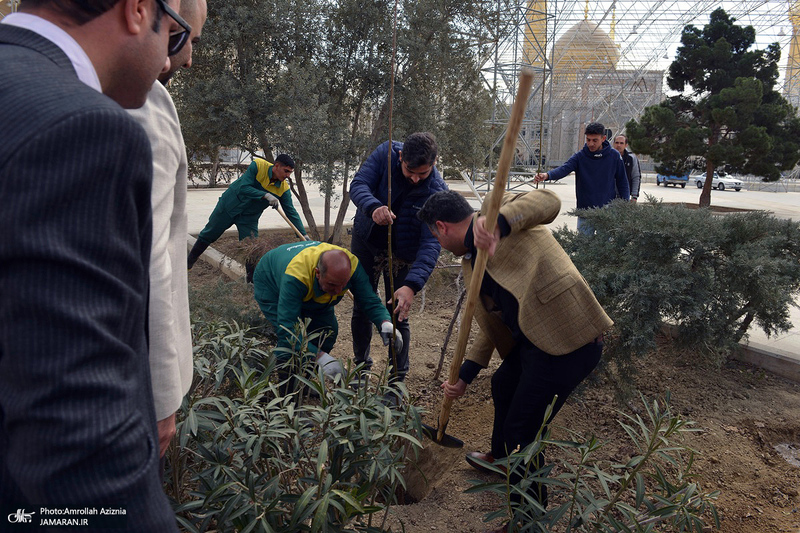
[418,189,612,527]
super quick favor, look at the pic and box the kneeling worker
[187,154,307,281]
[253,241,402,380]
[417,189,612,524]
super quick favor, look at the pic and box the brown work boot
[465,451,507,477]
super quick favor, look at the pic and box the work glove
[263,192,280,209]
[379,321,404,354]
[315,351,343,380]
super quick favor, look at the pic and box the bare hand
[156,412,177,458]
[473,216,500,257]
[534,172,548,183]
[441,379,467,399]
[390,285,415,321]
[372,206,396,226]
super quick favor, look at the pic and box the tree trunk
[699,162,714,208]
[734,310,756,344]
[290,162,319,240]
[324,190,331,242]
[331,161,352,244]
[258,137,273,161]
[208,146,220,188]
[699,133,716,208]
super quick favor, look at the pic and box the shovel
[423,69,534,448]
[276,205,310,241]
[421,420,464,448]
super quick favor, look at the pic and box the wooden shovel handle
[437,69,534,442]
[276,206,308,240]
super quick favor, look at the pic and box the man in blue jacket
[349,132,448,389]
[534,122,630,233]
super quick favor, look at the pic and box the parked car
[656,173,689,188]
[694,172,742,192]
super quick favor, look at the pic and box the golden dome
[552,19,619,70]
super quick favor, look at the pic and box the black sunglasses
[154,0,192,56]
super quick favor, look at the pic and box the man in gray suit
[129,0,207,462]
[0,0,186,529]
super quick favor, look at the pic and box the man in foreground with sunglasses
[129,0,206,469]
[1,0,184,529]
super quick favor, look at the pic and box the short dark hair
[614,134,628,143]
[401,132,438,168]
[585,122,605,136]
[417,190,474,227]
[20,0,123,25]
[275,154,295,168]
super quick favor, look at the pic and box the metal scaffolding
[470,0,800,191]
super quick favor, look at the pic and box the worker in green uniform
[253,241,403,383]
[187,153,307,282]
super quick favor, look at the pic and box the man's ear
[123,0,150,35]
[435,220,447,235]
[398,150,402,162]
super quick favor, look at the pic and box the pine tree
[627,8,800,207]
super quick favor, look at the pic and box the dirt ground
[189,234,800,533]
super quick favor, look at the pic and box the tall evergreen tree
[627,8,800,207]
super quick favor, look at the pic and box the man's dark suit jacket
[0,24,177,530]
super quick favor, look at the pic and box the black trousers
[349,232,410,382]
[491,338,602,505]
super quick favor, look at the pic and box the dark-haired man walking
[534,122,629,233]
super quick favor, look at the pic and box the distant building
[519,2,663,167]
[785,0,800,109]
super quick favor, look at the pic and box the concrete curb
[187,235,245,281]
[661,323,799,384]
[733,341,800,383]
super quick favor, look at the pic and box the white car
[694,173,742,192]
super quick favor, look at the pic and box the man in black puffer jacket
[349,132,448,390]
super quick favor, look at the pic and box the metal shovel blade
[421,422,464,449]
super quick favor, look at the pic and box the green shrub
[553,197,800,383]
[167,320,424,532]
[468,393,720,532]
[188,277,266,330]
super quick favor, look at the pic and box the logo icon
[7,509,35,523]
